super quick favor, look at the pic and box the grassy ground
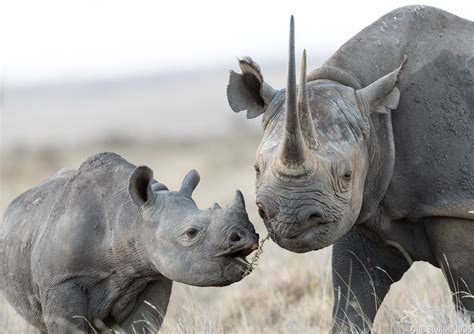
[0,138,472,333]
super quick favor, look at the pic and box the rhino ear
[356,60,405,115]
[227,57,277,119]
[129,166,156,206]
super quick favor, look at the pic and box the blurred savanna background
[1,0,473,333]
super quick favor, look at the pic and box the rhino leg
[120,276,173,333]
[425,217,474,322]
[41,282,90,333]
[331,226,411,332]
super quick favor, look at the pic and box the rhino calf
[0,152,259,333]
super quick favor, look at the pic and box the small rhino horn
[298,50,319,149]
[231,190,246,211]
[180,169,200,196]
[210,202,221,210]
[151,181,168,192]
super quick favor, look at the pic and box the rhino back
[313,5,473,87]
[30,152,138,277]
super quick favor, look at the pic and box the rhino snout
[215,228,259,258]
[256,198,278,220]
[257,195,325,226]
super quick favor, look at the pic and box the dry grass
[0,138,472,333]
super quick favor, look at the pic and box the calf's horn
[210,202,221,210]
[230,190,246,211]
[180,169,200,196]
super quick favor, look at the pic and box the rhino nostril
[307,209,324,224]
[229,231,241,242]
[256,202,267,219]
[309,212,322,219]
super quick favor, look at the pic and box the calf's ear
[129,166,156,206]
[227,57,277,119]
[356,59,406,116]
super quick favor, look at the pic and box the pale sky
[1,0,473,85]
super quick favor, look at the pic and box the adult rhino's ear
[227,57,277,119]
[356,58,406,116]
[129,166,156,206]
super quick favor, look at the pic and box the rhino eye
[343,170,352,180]
[340,161,352,182]
[186,228,199,238]
[254,164,261,176]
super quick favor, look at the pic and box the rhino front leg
[41,282,90,333]
[331,227,411,332]
[425,217,474,321]
[121,276,173,333]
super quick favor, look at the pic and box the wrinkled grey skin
[227,6,473,331]
[0,152,258,333]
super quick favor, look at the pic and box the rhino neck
[356,112,396,224]
[307,65,364,89]
[307,6,414,88]
[112,206,161,278]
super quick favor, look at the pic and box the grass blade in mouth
[243,234,271,276]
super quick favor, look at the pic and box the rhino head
[227,17,403,253]
[128,167,259,286]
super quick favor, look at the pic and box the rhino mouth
[216,244,258,266]
[283,220,330,239]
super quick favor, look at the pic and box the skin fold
[0,152,259,333]
[227,5,473,331]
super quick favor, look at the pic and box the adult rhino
[0,152,259,333]
[227,5,473,331]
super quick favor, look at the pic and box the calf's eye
[186,228,199,238]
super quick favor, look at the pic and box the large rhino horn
[275,16,314,176]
